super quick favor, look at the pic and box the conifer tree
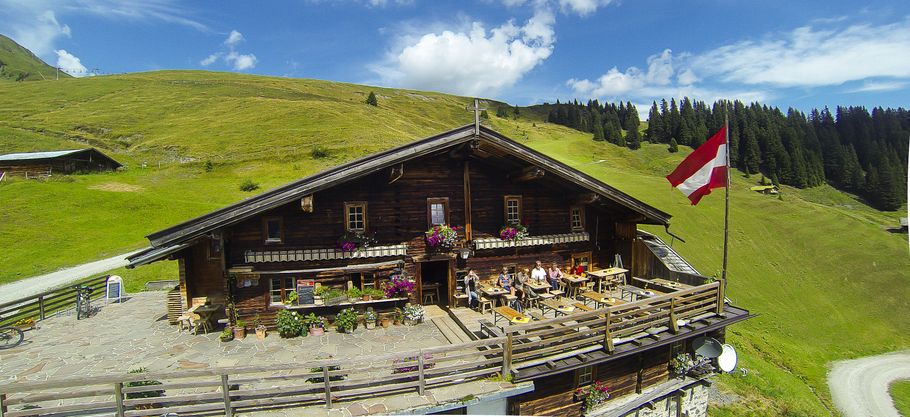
[668,137,679,153]
[627,128,641,150]
[366,91,378,106]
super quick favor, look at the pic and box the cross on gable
[467,98,486,136]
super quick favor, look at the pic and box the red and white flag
[666,126,727,205]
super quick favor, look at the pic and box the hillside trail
[0,250,142,304]
[829,350,910,417]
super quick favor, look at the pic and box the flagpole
[722,103,731,285]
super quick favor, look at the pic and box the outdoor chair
[188,314,211,335]
[422,292,438,305]
[550,282,566,298]
[526,290,541,310]
[177,314,193,333]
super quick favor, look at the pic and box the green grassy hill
[0,71,907,416]
[0,34,68,82]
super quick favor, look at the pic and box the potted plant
[334,308,357,333]
[347,287,363,303]
[364,308,378,330]
[337,231,377,254]
[365,288,384,300]
[219,327,234,342]
[14,318,36,331]
[574,380,610,413]
[276,310,304,338]
[304,313,325,336]
[403,304,424,325]
[393,308,403,325]
[253,314,268,339]
[233,320,247,339]
[383,276,415,299]
[425,224,459,251]
[499,223,528,242]
[285,291,299,306]
[380,313,391,328]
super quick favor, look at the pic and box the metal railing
[0,275,110,327]
[0,282,722,417]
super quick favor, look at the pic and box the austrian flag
[666,126,728,205]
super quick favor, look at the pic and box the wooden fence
[0,282,722,417]
[0,275,110,327]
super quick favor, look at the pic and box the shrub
[239,179,259,192]
[125,368,165,399]
[220,327,234,342]
[311,146,330,159]
[276,310,304,338]
[203,160,214,172]
[334,308,358,332]
[303,313,324,329]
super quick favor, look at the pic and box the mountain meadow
[0,70,908,416]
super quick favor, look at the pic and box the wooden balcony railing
[0,282,722,417]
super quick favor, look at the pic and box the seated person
[519,268,537,298]
[547,262,563,290]
[464,270,479,309]
[511,276,526,312]
[498,266,512,291]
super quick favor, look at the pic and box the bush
[203,160,214,172]
[334,308,358,332]
[311,146,330,159]
[276,310,305,338]
[239,179,260,192]
[125,368,165,399]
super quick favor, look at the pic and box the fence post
[113,382,125,417]
[38,296,45,321]
[716,281,725,316]
[323,367,332,408]
[604,309,614,354]
[669,298,679,334]
[221,374,233,417]
[0,393,7,417]
[417,352,426,395]
[502,333,513,378]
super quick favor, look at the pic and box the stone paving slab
[0,292,449,384]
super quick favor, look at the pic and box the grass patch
[892,380,910,417]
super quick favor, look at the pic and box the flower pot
[366,321,376,330]
[380,317,390,328]
[404,318,416,326]
[394,319,402,326]
[362,294,371,302]
[310,326,324,337]
[233,327,246,340]
[255,327,267,339]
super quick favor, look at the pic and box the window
[570,206,584,231]
[575,366,594,387]
[263,217,283,244]
[427,197,449,226]
[572,252,591,272]
[344,202,367,232]
[269,277,296,304]
[504,195,522,225]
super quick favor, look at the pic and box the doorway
[419,260,451,306]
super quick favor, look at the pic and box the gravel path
[0,250,142,304]
[829,350,910,417]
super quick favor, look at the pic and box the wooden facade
[127,125,749,416]
[0,148,121,178]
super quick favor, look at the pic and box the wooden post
[417,352,426,395]
[716,280,725,316]
[38,296,46,320]
[669,298,679,334]
[604,310,614,353]
[0,393,7,417]
[323,367,332,408]
[502,333,513,378]
[463,160,472,242]
[221,374,233,417]
[113,382,125,417]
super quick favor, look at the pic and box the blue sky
[1,0,909,114]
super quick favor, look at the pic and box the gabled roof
[0,148,122,167]
[131,125,671,266]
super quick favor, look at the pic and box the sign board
[296,279,316,305]
[106,275,123,303]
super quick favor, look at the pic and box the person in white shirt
[531,260,547,285]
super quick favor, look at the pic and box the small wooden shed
[0,148,121,178]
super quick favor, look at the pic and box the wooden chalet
[0,148,121,178]
[128,124,750,416]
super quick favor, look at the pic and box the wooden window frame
[570,206,585,232]
[503,195,522,225]
[571,251,592,272]
[207,234,223,260]
[263,217,284,245]
[269,276,296,305]
[344,201,368,233]
[427,197,450,227]
[575,365,594,387]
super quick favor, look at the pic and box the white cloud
[499,0,614,16]
[373,8,555,96]
[846,80,909,93]
[6,10,71,57]
[200,53,221,66]
[225,51,257,70]
[55,49,87,76]
[690,18,910,87]
[224,30,244,46]
[199,29,257,71]
[566,49,675,96]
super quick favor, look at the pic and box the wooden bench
[478,319,504,338]
[573,302,594,312]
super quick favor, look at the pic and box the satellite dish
[692,337,723,358]
[718,344,738,373]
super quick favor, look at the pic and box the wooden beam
[463,160,473,241]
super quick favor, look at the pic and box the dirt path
[829,350,910,417]
[0,250,142,304]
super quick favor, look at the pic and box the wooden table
[540,297,576,317]
[587,268,629,292]
[187,304,222,334]
[620,285,665,301]
[580,291,628,309]
[493,306,530,326]
[648,278,693,291]
[480,286,509,307]
[525,280,551,293]
[562,275,589,298]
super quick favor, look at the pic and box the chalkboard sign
[106,275,123,303]
[296,279,315,305]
